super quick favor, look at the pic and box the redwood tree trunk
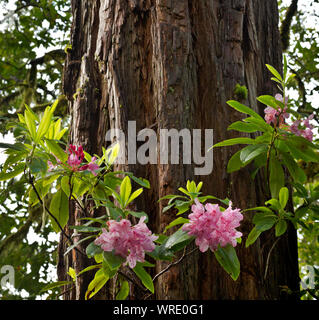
[58,0,300,300]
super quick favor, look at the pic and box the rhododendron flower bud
[95,217,158,268]
[67,144,85,170]
[182,199,243,252]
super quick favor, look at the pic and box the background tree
[0,0,318,300]
[58,0,299,300]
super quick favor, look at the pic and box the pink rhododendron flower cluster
[47,144,99,175]
[264,94,289,126]
[182,199,243,252]
[289,114,314,142]
[94,217,158,268]
[263,94,314,142]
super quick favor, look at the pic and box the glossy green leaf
[214,244,240,280]
[133,262,154,293]
[49,189,69,233]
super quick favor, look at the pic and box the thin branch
[152,247,198,283]
[264,237,280,280]
[28,172,86,256]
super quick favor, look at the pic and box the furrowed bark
[59,0,300,300]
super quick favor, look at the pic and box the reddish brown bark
[58,0,299,300]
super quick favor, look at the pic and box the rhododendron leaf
[244,206,274,214]
[86,241,103,258]
[36,106,53,143]
[243,117,272,133]
[128,211,149,222]
[265,64,283,82]
[147,245,174,261]
[120,176,132,207]
[227,150,244,173]
[257,95,283,110]
[103,251,125,271]
[127,188,143,206]
[275,219,287,237]
[265,199,281,211]
[24,109,37,141]
[85,268,109,300]
[40,280,73,293]
[67,267,77,280]
[240,144,267,163]
[286,137,319,163]
[212,137,255,149]
[70,225,101,232]
[133,262,154,293]
[246,226,262,247]
[214,244,240,281]
[252,212,277,227]
[269,158,285,199]
[226,100,263,120]
[163,229,194,251]
[129,175,150,189]
[116,280,129,300]
[64,235,96,256]
[60,175,70,197]
[227,121,260,133]
[163,217,189,233]
[45,139,68,163]
[279,187,289,209]
[28,157,47,174]
[49,189,69,233]
[280,152,307,184]
[77,264,102,277]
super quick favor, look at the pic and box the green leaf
[103,251,125,271]
[45,139,68,163]
[64,235,96,256]
[49,189,69,233]
[279,187,289,209]
[212,137,256,149]
[70,225,101,232]
[226,100,263,120]
[40,280,73,293]
[127,188,143,206]
[227,150,244,173]
[128,211,149,223]
[120,176,132,207]
[269,158,285,199]
[24,109,37,141]
[275,219,287,237]
[133,262,154,293]
[163,228,194,252]
[116,280,129,300]
[266,64,283,82]
[77,264,102,277]
[214,244,240,281]
[86,241,103,258]
[280,152,307,184]
[85,269,109,300]
[252,212,277,228]
[67,267,77,280]
[36,106,53,143]
[163,217,189,233]
[286,137,319,163]
[244,206,274,214]
[257,95,282,109]
[240,144,267,163]
[129,175,150,189]
[246,226,262,247]
[227,121,260,133]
